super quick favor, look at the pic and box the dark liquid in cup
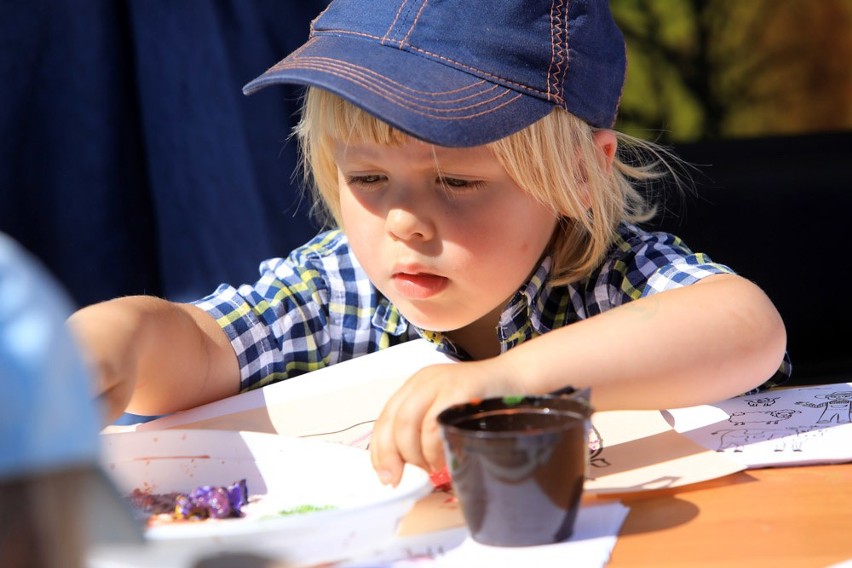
[442,407,587,546]
[454,407,573,432]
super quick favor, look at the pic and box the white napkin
[345,501,630,567]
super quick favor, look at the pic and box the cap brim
[243,35,554,147]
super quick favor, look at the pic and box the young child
[68,0,789,487]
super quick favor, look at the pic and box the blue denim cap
[243,0,626,147]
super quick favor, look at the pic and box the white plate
[88,429,431,567]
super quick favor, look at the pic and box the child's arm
[67,296,239,424]
[370,273,787,485]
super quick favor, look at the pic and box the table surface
[601,462,852,568]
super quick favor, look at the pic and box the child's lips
[392,272,448,299]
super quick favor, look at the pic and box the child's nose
[385,204,435,242]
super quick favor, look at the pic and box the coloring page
[664,383,852,468]
[584,410,744,493]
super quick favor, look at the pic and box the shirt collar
[371,297,468,359]
[497,255,554,349]
[372,294,409,336]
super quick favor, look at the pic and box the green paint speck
[276,504,336,516]
[502,395,525,406]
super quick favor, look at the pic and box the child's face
[334,137,558,336]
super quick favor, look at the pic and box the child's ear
[592,130,617,174]
[574,130,618,212]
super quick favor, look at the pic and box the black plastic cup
[437,393,592,546]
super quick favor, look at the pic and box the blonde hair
[295,87,681,286]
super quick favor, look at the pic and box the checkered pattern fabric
[194,223,790,392]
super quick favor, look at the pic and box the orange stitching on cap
[400,0,429,47]
[296,27,552,99]
[381,0,410,45]
[275,58,523,120]
[404,44,548,98]
[548,0,568,105]
[287,58,506,110]
[329,29,394,42]
[547,0,555,100]
[267,38,317,73]
[311,3,333,33]
[293,54,494,99]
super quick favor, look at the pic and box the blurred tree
[612,0,852,142]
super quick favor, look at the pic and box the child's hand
[370,358,521,487]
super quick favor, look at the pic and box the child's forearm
[67,296,239,422]
[500,274,787,410]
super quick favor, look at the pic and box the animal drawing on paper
[794,391,852,424]
[745,396,779,407]
[771,426,824,452]
[710,426,821,453]
[588,425,610,469]
[711,428,781,452]
[711,407,803,453]
[727,409,799,426]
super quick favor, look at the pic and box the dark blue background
[0,0,325,305]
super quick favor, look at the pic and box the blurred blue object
[0,232,143,551]
[0,232,103,478]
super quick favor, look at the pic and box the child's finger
[370,411,406,486]
[389,393,432,473]
[421,403,447,474]
[371,383,415,486]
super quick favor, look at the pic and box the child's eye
[346,174,384,186]
[439,177,485,191]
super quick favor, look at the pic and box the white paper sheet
[129,340,746,493]
[342,501,630,568]
[133,339,456,445]
[665,383,852,468]
[585,410,744,493]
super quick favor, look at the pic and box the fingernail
[378,470,393,485]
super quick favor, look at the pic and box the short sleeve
[596,225,733,310]
[596,224,790,389]
[193,242,334,391]
[642,254,735,297]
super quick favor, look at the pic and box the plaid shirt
[195,223,790,392]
